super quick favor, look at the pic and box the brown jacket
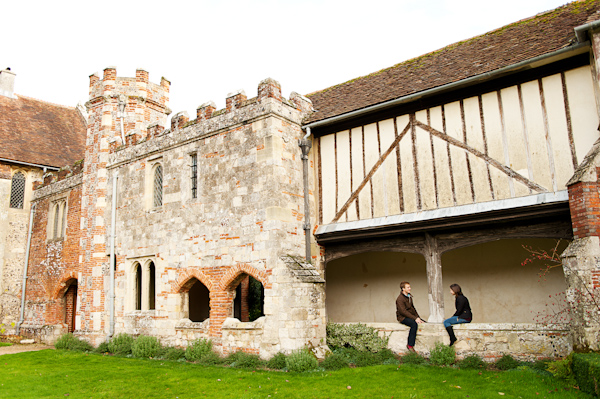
[396,293,421,322]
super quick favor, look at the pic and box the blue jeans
[443,316,470,328]
[400,318,418,347]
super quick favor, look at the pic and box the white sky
[3,0,569,121]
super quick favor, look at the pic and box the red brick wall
[25,184,82,327]
[568,167,600,239]
[240,276,249,322]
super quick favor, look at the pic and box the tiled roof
[306,0,600,124]
[0,94,86,168]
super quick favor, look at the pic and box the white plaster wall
[326,251,429,323]
[318,66,600,225]
[441,238,568,323]
[325,239,567,324]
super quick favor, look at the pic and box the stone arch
[174,268,214,293]
[218,264,268,323]
[52,272,78,299]
[218,263,269,291]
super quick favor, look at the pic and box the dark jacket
[453,294,472,321]
[396,293,421,322]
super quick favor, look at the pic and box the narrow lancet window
[153,164,163,207]
[191,154,198,199]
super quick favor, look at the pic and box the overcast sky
[3,0,569,120]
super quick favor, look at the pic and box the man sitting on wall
[396,281,425,352]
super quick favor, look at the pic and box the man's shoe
[406,345,416,353]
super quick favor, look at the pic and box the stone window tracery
[132,259,157,311]
[50,199,67,239]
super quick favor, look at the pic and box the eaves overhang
[315,191,571,244]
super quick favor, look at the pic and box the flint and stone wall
[563,138,600,351]
[20,70,325,359]
[367,322,571,360]
[0,163,43,334]
[106,80,323,357]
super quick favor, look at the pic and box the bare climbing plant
[521,239,600,328]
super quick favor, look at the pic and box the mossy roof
[306,0,600,124]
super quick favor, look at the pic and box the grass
[0,350,591,398]
[0,342,12,347]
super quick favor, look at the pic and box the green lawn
[0,350,591,398]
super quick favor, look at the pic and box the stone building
[7,0,600,359]
[0,68,86,334]
[20,68,325,357]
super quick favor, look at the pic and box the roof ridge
[15,93,77,110]
[307,0,587,99]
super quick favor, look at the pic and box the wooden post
[425,233,444,322]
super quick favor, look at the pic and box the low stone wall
[366,322,571,360]
[19,323,67,344]
[172,319,210,347]
[221,317,265,356]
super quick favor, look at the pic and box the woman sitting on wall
[443,283,472,346]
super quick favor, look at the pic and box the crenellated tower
[79,67,170,342]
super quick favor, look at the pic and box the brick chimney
[0,68,16,99]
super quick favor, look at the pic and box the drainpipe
[108,171,118,340]
[118,95,126,145]
[299,128,312,262]
[16,203,36,335]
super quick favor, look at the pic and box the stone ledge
[33,173,83,201]
[222,316,265,330]
[281,255,325,283]
[361,322,570,332]
[175,318,209,330]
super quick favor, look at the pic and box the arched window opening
[134,263,142,311]
[153,164,163,207]
[232,275,264,322]
[64,280,78,333]
[148,262,156,310]
[9,172,26,209]
[188,278,210,322]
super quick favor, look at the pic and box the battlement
[86,67,172,149]
[157,78,311,135]
[88,67,170,108]
[108,78,313,165]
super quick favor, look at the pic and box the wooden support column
[425,233,444,323]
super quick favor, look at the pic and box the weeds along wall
[22,68,325,358]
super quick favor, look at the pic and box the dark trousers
[400,318,418,347]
